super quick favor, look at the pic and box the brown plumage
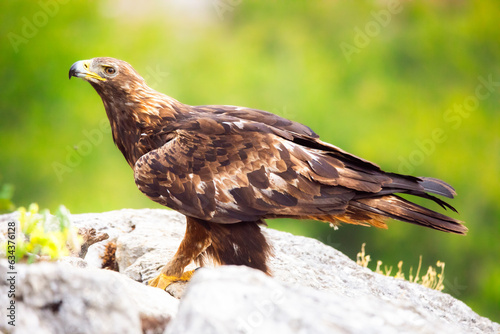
[69,57,466,288]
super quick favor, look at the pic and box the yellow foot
[148,270,195,290]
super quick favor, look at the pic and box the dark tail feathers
[353,192,467,234]
[419,176,457,198]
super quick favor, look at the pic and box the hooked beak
[69,60,106,82]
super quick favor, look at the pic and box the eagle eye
[104,67,116,75]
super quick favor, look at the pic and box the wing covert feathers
[134,115,466,234]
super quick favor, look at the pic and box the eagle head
[69,57,147,93]
[69,57,180,166]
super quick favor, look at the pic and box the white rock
[167,266,457,334]
[0,209,498,334]
[0,260,178,334]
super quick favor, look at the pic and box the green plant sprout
[6,203,81,263]
[356,243,445,291]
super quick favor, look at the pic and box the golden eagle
[69,57,466,289]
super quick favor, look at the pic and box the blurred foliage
[0,183,15,213]
[0,0,498,321]
[4,203,81,262]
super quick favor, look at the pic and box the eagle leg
[147,270,195,290]
[148,216,211,289]
[196,220,273,275]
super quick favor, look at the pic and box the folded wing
[134,112,466,234]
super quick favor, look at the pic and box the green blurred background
[1,0,498,321]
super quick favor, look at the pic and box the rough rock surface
[0,209,498,334]
[0,260,177,334]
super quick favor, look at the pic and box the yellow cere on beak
[69,59,106,82]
